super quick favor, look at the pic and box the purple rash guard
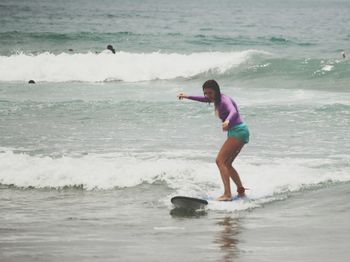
[187,94,243,129]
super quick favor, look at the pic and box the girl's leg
[216,137,244,201]
[226,145,244,191]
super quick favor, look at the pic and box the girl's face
[203,87,216,102]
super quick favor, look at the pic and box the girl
[178,80,249,201]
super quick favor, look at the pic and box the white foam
[0,50,266,82]
[0,149,348,211]
[0,149,216,190]
[153,227,185,231]
[321,65,334,71]
[204,159,350,212]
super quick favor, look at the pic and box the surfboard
[205,195,248,201]
[171,196,208,210]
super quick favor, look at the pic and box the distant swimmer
[341,51,346,59]
[28,80,35,84]
[178,80,250,201]
[101,44,116,54]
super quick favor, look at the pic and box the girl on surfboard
[178,80,249,201]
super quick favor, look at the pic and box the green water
[0,0,349,261]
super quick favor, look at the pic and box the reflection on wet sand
[214,216,241,262]
[169,207,207,218]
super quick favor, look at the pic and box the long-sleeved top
[187,94,243,129]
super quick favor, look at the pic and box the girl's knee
[216,157,224,167]
[216,157,230,168]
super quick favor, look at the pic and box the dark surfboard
[171,196,208,210]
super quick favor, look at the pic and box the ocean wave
[189,35,315,47]
[0,149,348,205]
[0,32,315,47]
[1,50,348,83]
[0,31,142,42]
[233,57,350,81]
[0,50,267,82]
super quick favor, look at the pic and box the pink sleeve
[187,95,210,103]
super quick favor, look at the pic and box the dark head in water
[202,79,221,106]
[28,80,35,84]
[107,45,116,54]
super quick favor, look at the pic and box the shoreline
[237,182,350,261]
[1,182,349,261]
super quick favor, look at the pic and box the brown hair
[202,79,221,106]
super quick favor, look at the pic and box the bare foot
[216,195,232,201]
[237,187,246,198]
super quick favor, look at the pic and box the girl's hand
[177,93,188,100]
[222,120,230,131]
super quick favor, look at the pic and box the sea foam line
[0,149,348,193]
[0,50,267,82]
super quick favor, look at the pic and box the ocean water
[0,0,349,261]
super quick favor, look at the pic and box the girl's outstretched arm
[178,93,209,102]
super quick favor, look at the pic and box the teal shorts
[227,123,250,144]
